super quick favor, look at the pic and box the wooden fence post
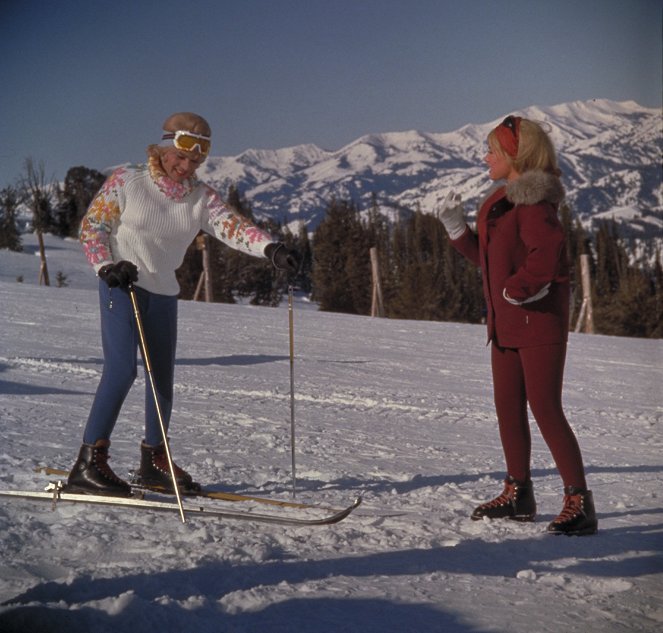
[193,234,213,302]
[37,230,50,286]
[574,253,594,334]
[370,247,385,317]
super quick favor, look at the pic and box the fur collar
[505,170,565,206]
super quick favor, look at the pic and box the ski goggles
[161,130,211,156]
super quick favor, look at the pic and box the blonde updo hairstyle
[146,112,212,177]
[488,118,561,177]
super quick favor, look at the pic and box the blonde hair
[489,119,561,177]
[146,145,168,177]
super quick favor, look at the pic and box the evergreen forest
[1,164,661,339]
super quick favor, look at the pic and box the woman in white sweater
[67,112,298,497]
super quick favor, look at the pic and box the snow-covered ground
[0,235,661,633]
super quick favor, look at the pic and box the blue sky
[1,0,660,190]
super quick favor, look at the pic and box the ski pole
[288,284,297,498]
[128,284,186,523]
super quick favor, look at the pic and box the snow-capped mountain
[198,99,662,239]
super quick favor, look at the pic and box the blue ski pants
[83,281,178,446]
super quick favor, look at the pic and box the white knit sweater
[80,163,274,295]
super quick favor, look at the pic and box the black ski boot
[67,440,132,497]
[547,486,598,536]
[471,476,536,522]
[136,440,201,493]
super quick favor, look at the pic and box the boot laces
[153,452,188,478]
[481,483,516,509]
[555,494,584,523]
[93,450,124,484]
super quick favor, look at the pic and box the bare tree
[22,158,54,285]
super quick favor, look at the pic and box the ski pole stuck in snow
[129,284,186,523]
[288,284,297,498]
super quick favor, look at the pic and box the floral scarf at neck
[147,153,197,201]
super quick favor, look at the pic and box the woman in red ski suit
[438,116,597,535]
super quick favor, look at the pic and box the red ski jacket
[451,170,570,348]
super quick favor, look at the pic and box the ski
[35,466,322,510]
[0,484,362,527]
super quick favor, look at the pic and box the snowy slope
[196,99,661,241]
[0,236,662,633]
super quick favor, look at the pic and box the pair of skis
[0,288,358,526]
[0,484,361,527]
[0,467,361,527]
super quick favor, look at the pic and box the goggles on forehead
[161,130,211,156]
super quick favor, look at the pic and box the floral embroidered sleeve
[79,168,127,270]
[204,188,274,256]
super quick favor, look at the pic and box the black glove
[264,243,300,275]
[98,260,138,288]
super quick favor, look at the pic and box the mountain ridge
[148,99,663,239]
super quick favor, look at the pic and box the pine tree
[588,218,662,338]
[243,215,285,307]
[594,219,626,298]
[55,166,106,238]
[650,251,663,337]
[442,236,485,324]
[389,211,444,320]
[312,199,370,314]
[0,186,23,252]
[383,209,485,323]
[293,222,313,293]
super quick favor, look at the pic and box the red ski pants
[490,342,587,489]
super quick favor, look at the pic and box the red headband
[493,116,521,158]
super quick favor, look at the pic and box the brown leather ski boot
[136,440,200,493]
[471,476,536,522]
[547,486,598,536]
[67,440,132,497]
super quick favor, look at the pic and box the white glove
[503,283,551,305]
[437,191,467,240]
